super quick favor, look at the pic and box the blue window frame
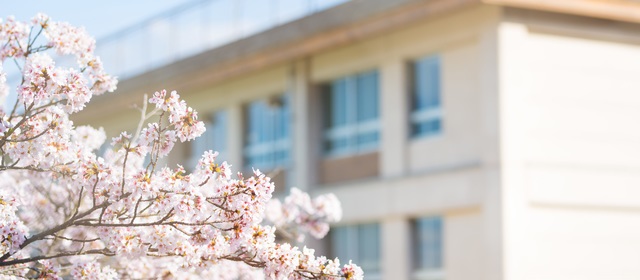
[411,55,442,137]
[244,95,290,170]
[190,110,227,169]
[332,223,381,278]
[323,70,379,156]
[415,216,444,274]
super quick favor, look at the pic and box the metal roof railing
[94,0,348,79]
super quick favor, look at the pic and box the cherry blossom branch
[0,201,108,264]
[1,248,115,266]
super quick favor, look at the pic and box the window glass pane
[332,224,380,274]
[323,70,380,155]
[412,55,442,137]
[416,216,443,270]
[412,119,441,137]
[246,102,258,145]
[414,58,427,110]
[426,58,441,108]
[331,79,349,127]
[326,137,349,153]
[332,226,357,263]
[212,111,228,161]
[275,95,290,141]
[356,70,379,122]
[414,56,440,110]
[356,131,379,148]
[358,223,381,273]
[244,96,290,169]
[260,102,271,143]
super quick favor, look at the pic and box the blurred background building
[75,0,640,279]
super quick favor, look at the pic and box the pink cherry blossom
[0,14,361,280]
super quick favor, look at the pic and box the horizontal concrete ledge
[314,160,486,223]
[527,162,640,210]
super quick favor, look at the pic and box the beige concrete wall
[445,210,487,280]
[185,65,289,114]
[499,9,640,280]
[309,5,504,280]
[309,3,499,191]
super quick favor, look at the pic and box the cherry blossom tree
[0,14,362,279]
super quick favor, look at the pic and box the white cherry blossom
[0,14,361,280]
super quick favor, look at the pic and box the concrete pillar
[479,20,504,280]
[227,104,244,171]
[291,58,315,191]
[380,58,409,178]
[382,218,411,280]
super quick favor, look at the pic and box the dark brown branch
[72,185,84,218]
[130,197,143,225]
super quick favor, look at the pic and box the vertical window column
[380,59,409,178]
[291,59,314,190]
[381,219,411,280]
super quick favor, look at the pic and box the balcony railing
[95,0,348,79]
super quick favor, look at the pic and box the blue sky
[3,0,194,40]
[1,1,194,110]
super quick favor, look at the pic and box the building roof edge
[483,0,640,24]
